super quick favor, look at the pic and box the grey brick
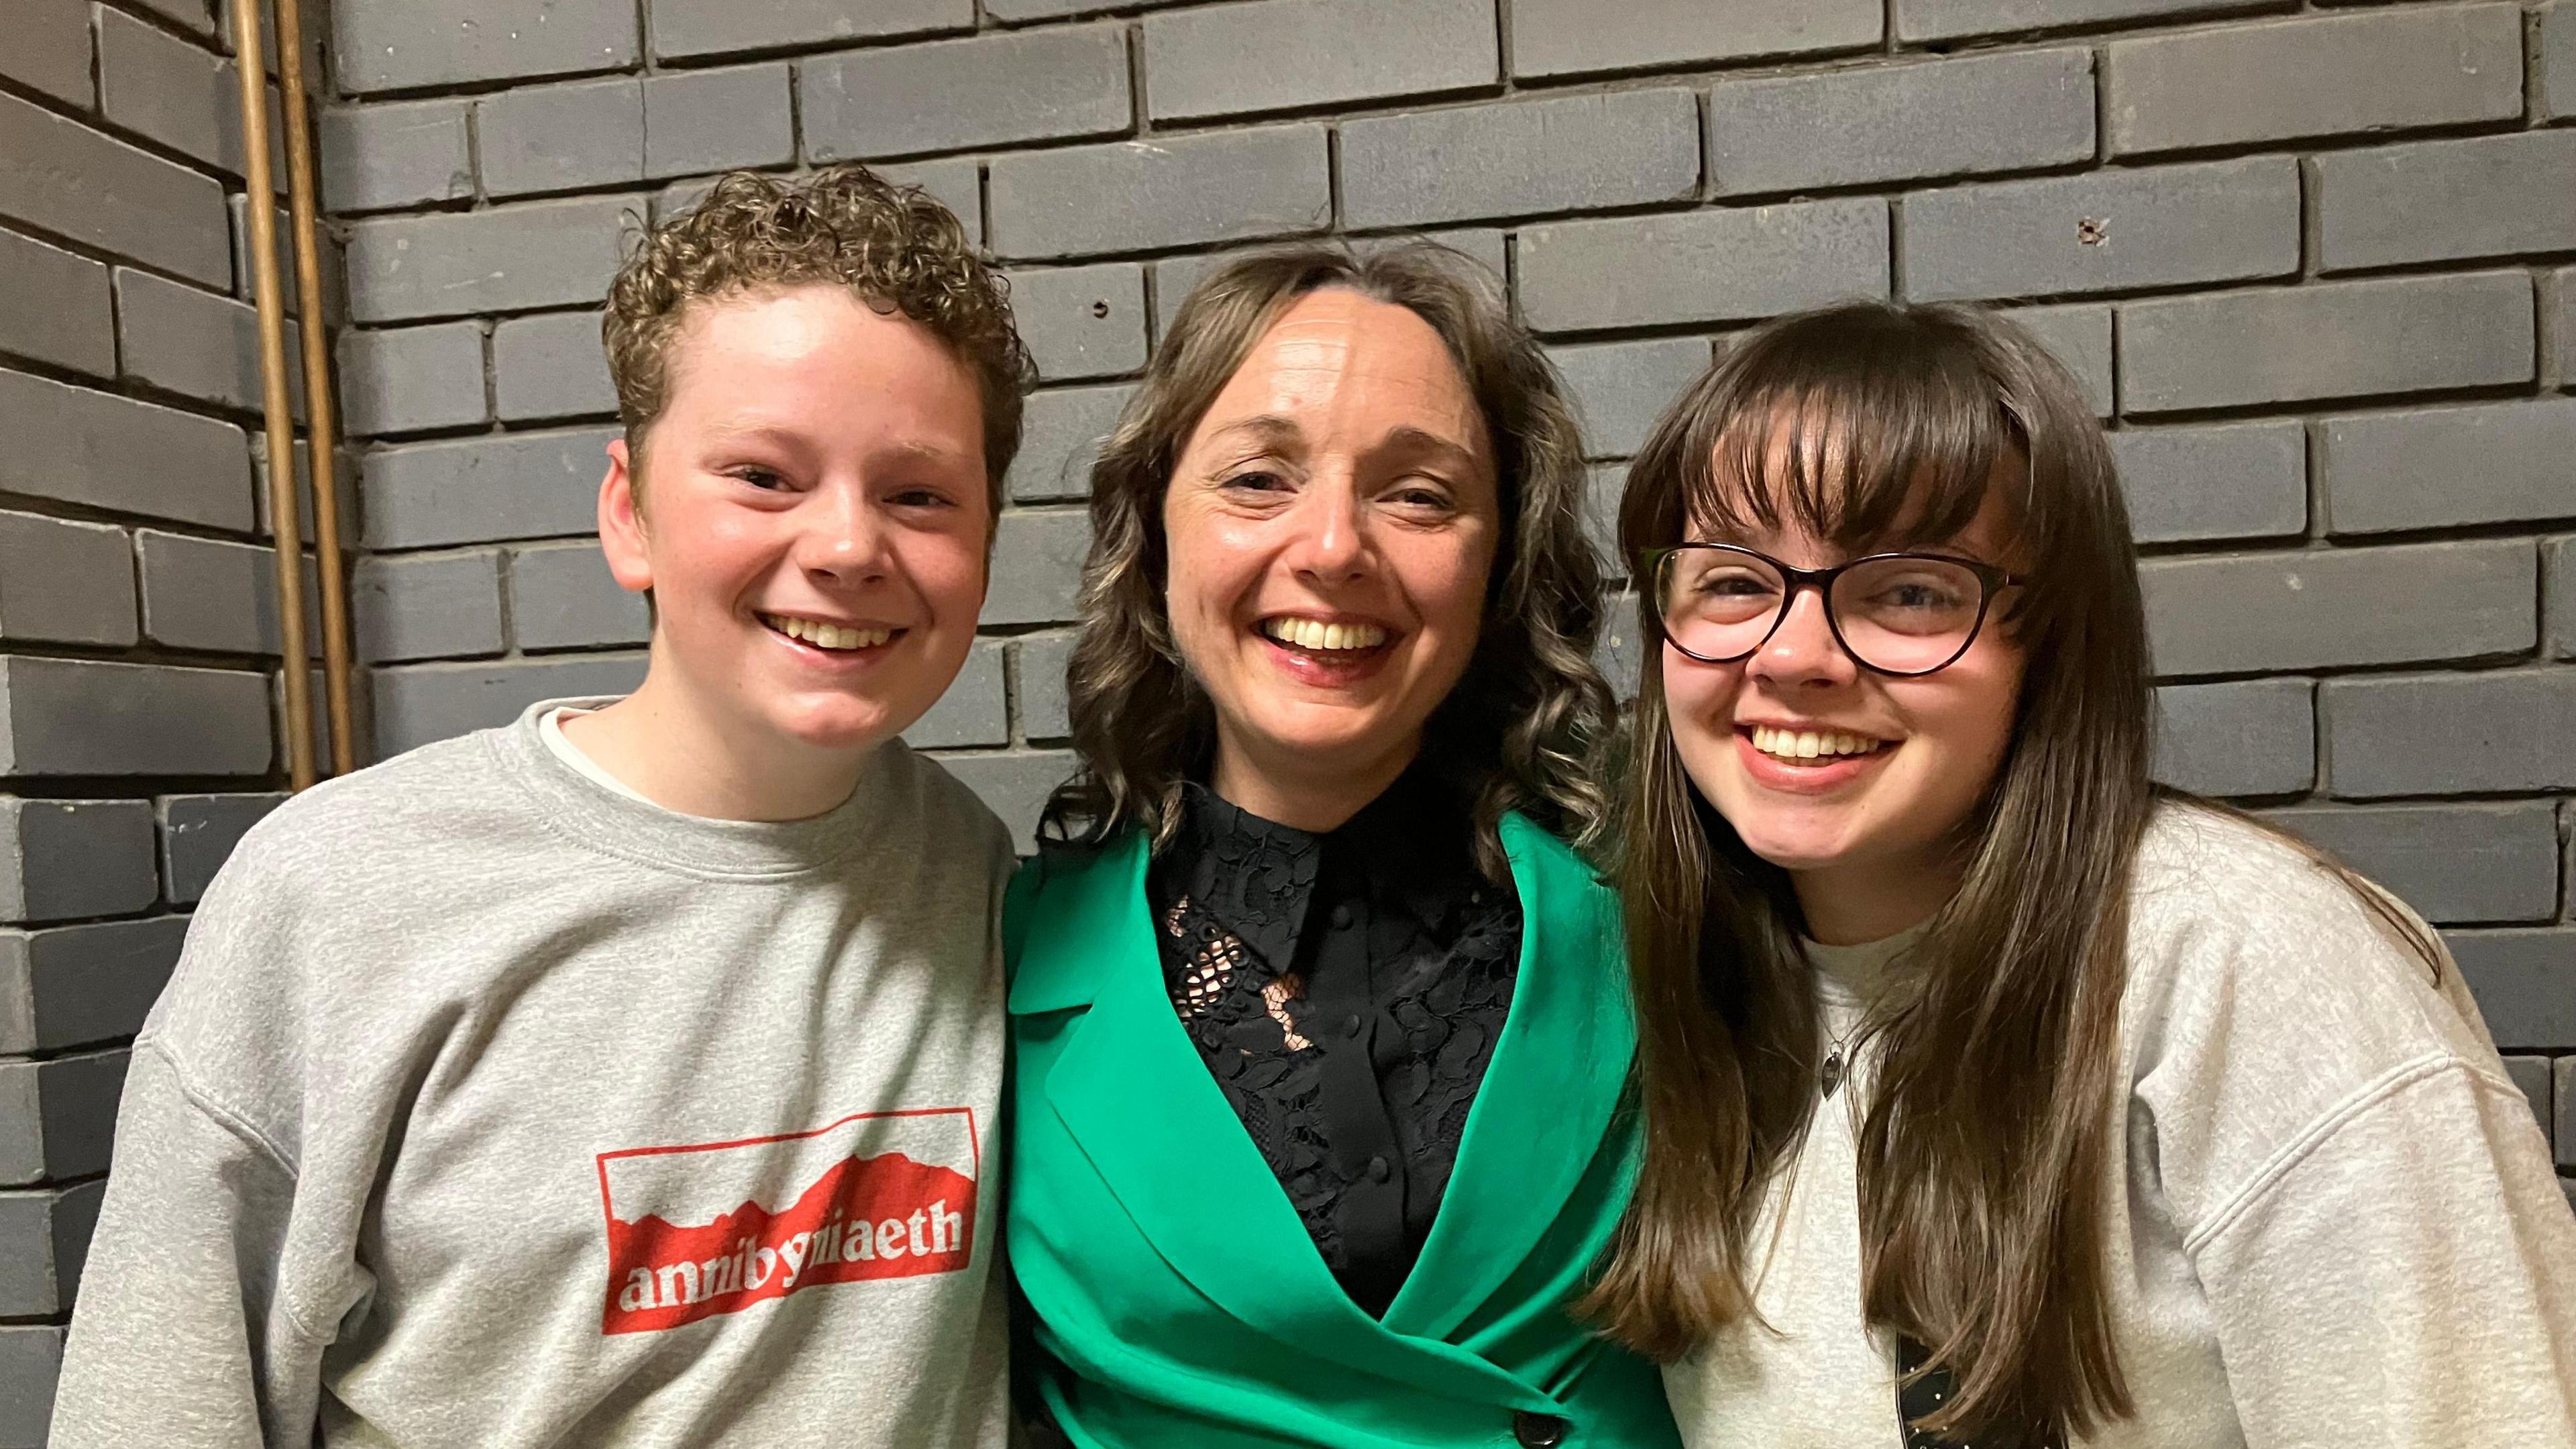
[2104,5,2522,158]
[1905,156,2300,304]
[0,368,253,531]
[1585,463,1627,580]
[1711,48,2090,199]
[364,427,619,550]
[1519,199,1888,335]
[0,90,231,288]
[96,5,282,184]
[114,268,304,417]
[320,99,474,213]
[345,197,630,325]
[492,311,616,421]
[1548,337,1711,462]
[2559,266,2576,390]
[930,749,1077,853]
[372,654,647,757]
[0,227,113,377]
[0,801,157,925]
[231,191,345,324]
[2547,1,2576,122]
[2151,678,2314,797]
[1896,0,2274,43]
[135,531,321,657]
[354,551,504,663]
[1511,0,1880,79]
[2118,272,2534,415]
[333,0,637,93]
[2320,400,2576,537]
[0,1326,61,1449]
[0,1049,127,1185]
[987,0,1191,18]
[339,323,488,437]
[2562,1058,2576,1168]
[158,793,284,905]
[0,511,137,649]
[2326,669,2576,798]
[988,126,1330,262]
[2316,131,2576,274]
[506,541,647,651]
[903,641,1008,750]
[2554,537,2576,661]
[2143,539,2532,678]
[1016,632,1076,742]
[477,76,643,197]
[2505,1055,2553,1146]
[2447,930,2576,1052]
[252,435,360,544]
[647,0,969,60]
[2111,421,2306,546]
[0,916,190,1053]
[1597,588,1646,698]
[1011,383,1132,504]
[985,510,1091,627]
[643,64,793,178]
[1149,229,1509,338]
[804,26,1129,163]
[0,0,90,107]
[1007,265,1148,384]
[877,159,984,243]
[1145,0,1495,123]
[0,657,270,777]
[2002,302,2112,419]
[0,1180,101,1315]
[1342,89,1698,231]
[2267,802,2560,925]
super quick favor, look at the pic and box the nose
[1277,478,1371,584]
[1743,585,1858,689]
[796,483,893,586]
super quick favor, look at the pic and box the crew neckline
[1803,920,1931,1009]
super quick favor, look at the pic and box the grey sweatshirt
[1664,803,2576,1447]
[51,700,1017,1448]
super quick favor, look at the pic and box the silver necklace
[1821,1016,1861,1099]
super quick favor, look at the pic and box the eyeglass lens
[1656,548,1990,674]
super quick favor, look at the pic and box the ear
[598,437,653,594]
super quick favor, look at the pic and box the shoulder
[867,745,1017,884]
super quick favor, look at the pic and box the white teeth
[763,614,890,651]
[1260,616,1388,651]
[1750,725,1888,761]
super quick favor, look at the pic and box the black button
[1366,1155,1391,1183]
[1513,1411,1568,1448]
[1341,1013,1364,1039]
[1330,903,1355,930]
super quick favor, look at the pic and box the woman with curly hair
[1006,243,1680,1448]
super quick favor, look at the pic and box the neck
[1210,731,1419,834]
[559,655,874,822]
[1792,849,1963,947]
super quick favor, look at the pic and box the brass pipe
[270,0,358,775]
[229,0,317,790]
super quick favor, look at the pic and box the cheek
[1658,650,1741,741]
[895,532,990,620]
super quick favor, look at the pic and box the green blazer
[1004,812,1681,1449]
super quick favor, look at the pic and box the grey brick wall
[9,0,2573,1433]
[0,3,323,1436]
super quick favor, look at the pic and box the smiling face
[598,282,991,762]
[1661,464,2027,941]
[1161,287,1500,827]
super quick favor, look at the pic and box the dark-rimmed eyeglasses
[1640,543,2024,678]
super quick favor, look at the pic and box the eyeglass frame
[1637,542,2027,678]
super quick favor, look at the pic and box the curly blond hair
[604,165,1034,512]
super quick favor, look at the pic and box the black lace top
[1146,771,1521,1318]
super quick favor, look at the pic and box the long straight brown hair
[1585,302,2152,1442]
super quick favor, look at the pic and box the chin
[761,694,906,753]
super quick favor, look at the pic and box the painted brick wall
[0,0,334,1438]
[7,0,2576,1438]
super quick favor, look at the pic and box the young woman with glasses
[1589,301,2576,1448]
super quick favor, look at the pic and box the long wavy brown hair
[1039,241,1613,873]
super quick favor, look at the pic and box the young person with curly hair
[53,165,1036,1448]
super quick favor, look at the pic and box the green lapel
[1014,833,1531,1404]
[1379,813,1638,1342]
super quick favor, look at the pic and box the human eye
[727,464,792,492]
[1217,468,1293,494]
[889,484,960,510]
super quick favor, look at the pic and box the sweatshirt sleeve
[2186,1051,2576,1447]
[49,1041,335,1448]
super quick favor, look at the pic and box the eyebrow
[1201,415,1482,470]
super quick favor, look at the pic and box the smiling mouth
[1258,616,1391,654]
[760,612,898,652]
[1745,724,1892,764]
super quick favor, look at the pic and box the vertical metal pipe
[270,0,358,775]
[229,0,317,790]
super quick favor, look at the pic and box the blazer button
[1330,903,1355,930]
[1366,1155,1391,1183]
[1513,1411,1568,1447]
[1341,1013,1364,1039]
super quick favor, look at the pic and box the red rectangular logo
[595,1107,979,1336]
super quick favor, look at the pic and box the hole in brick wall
[1091,300,1111,319]
[2078,217,2108,247]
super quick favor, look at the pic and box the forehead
[1684,401,2027,560]
[1192,288,1483,444]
